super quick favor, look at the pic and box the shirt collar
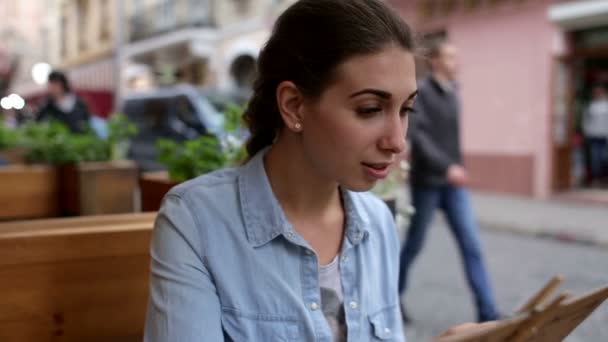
[238,147,370,248]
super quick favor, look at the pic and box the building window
[77,0,89,52]
[463,0,482,10]
[233,0,251,15]
[40,27,49,61]
[60,15,68,58]
[438,0,457,15]
[100,0,111,41]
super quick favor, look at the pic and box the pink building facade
[389,0,608,199]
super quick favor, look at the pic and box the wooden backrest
[0,214,155,342]
[0,212,156,234]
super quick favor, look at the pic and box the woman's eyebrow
[349,88,392,99]
[349,89,418,101]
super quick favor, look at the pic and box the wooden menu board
[439,276,608,342]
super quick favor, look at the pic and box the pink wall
[391,0,560,198]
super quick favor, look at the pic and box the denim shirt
[144,149,405,341]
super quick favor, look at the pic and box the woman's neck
[264,138,342,221]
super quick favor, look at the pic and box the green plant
[157,136,227,182]
[156,103,248,182]
[20,121,70,164]
[223,103,245,134]
[221,103,247,166]
[107,113,138,160]
[0,122,20,150]
[20,121,110,164]
[371,161,409,199]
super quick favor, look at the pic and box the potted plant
[22,115,139,216]
[0,122,65,220]
[140,104,247,211]
[63,114,139,216]
[0,121,25,164]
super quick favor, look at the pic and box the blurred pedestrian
[398,40,499,323]
[583,84,608,186]
[36,70,91,133]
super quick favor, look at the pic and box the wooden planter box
[139,171,180,212]
[60,160,139,216]
[0,164,60,220]
[0,147,26,164]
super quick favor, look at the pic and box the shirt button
[341,256,348,263]
[286,231,294,238]
[310,302,319,311]
[384,328,391,334]
[349,301,358,309]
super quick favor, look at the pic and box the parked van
[121,85,224,171]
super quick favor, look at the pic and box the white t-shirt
[57,93,77,113]
[584,99,608,138]
[319,256,347,342]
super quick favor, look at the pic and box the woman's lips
[362,162,391,179]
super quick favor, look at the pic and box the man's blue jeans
[588,137,608,179]
[398,184,498,322]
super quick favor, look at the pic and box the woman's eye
[400,106,415,118]
[356,107,382,117]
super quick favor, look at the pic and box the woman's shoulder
[348,191,394,226]
[166,167,240,202]
[348,191,399,252]
[156,167,243,241]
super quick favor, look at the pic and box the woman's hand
[433,321,499,341]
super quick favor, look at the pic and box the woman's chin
[340,179,377,193]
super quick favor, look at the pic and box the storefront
[390,0,608,199]
[549,1,608,197]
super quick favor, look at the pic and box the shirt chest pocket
[221,307,299,342]
[368,304,403,341]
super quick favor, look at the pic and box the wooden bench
[0,213,155,341]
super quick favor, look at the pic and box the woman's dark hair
[243,0,415,157]
[47,70,71,93]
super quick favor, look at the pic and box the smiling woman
[143,0,419,341]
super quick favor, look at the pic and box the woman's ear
[276,81,305,132]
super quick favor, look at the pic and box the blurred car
[121,85,225,172]
[200,88,251,113]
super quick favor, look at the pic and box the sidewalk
[471,191,608,248]
[396,188,608,249]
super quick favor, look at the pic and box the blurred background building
[1,0,607,200]
[122,0,274,94]
[0,1,53,112]
[390,0,608,199]
[2,0,296,118]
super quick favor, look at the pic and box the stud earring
[294,122,302,131]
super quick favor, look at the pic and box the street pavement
[396,219,608,342]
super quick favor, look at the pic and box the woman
[144,0,488,340]
[36,71,91,133]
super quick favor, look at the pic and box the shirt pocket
[368,304,403,341]
[221,306,299,342]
